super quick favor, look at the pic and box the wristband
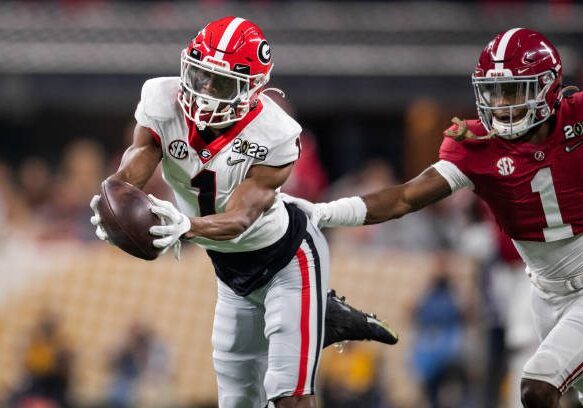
[318,196,367,227]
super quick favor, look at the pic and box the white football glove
[148,194,191,259]
[279,193,326,228]
[90,195,111,243]
[280,193,367,229]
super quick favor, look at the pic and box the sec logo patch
[168,140,188,160]
[497,157,515,176]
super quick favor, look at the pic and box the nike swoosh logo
[227,157,245,166]
[565,140,583,152]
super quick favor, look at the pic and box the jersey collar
[186,101,264,164]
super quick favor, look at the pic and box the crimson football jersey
[438,92,583,242]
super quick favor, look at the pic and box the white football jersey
[134,77,301,253]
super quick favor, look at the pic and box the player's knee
[520,379,560,408]
[264,352,319,403]
[212,350,233,376]
[264,368,295,403]
[213,351,267,403]
[523,351,560,380]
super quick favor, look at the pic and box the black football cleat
[323,289,399,348]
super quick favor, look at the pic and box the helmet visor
[186,66,240,100]
[475,80,534,123]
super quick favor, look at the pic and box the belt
[527,269,583,295]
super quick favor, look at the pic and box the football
[97,178,162,261]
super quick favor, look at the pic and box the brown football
[97,178,162,261]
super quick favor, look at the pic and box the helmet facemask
[179,49,271,130]
[472,71,555,140]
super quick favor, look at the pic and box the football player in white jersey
[90,16,397,408]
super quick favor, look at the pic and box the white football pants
[211,221,329,407]
[522,285,583,394]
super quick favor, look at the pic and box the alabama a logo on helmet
[257,40,271,65]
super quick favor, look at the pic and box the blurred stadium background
[1,1,583,407]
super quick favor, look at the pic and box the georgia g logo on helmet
[257,40,271,65]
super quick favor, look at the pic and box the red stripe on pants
[293,247,311,396]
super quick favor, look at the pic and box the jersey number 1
[191,169,216,216]
[530,167,573,241]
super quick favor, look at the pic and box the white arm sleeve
[431,160,474,192]
[317,196,368,227]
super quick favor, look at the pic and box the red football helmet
[472,28,563,139]
[179,16,273,130]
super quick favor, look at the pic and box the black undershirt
[206,203,308,296]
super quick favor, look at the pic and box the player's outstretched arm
[184,163,293,241]
[108,125,163,189]
[363,167,451,224]
[285,167,452,228]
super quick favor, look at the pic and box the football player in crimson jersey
[287,28,583,407]
[89,16,397,408]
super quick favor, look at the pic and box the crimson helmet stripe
[494,27,524,71]
[214,17,246,60]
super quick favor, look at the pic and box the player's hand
[279,193,326,228]
[444,117,497,141]
[90,195,111,243]
[148,194,191,259]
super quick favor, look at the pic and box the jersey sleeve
[256,97,303,167]
[434,128,482,192]
[134,77,180,142]
[134,101,162,145]
[261,132,301,167]
[439,135,469,169]
[134,100,158,131]
[432,160,474,192]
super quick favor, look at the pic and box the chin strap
[194,105,208,130]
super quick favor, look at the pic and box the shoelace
[333,294,378,319]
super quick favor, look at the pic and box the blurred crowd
[6,313,172,408]
[0,124,172,245]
